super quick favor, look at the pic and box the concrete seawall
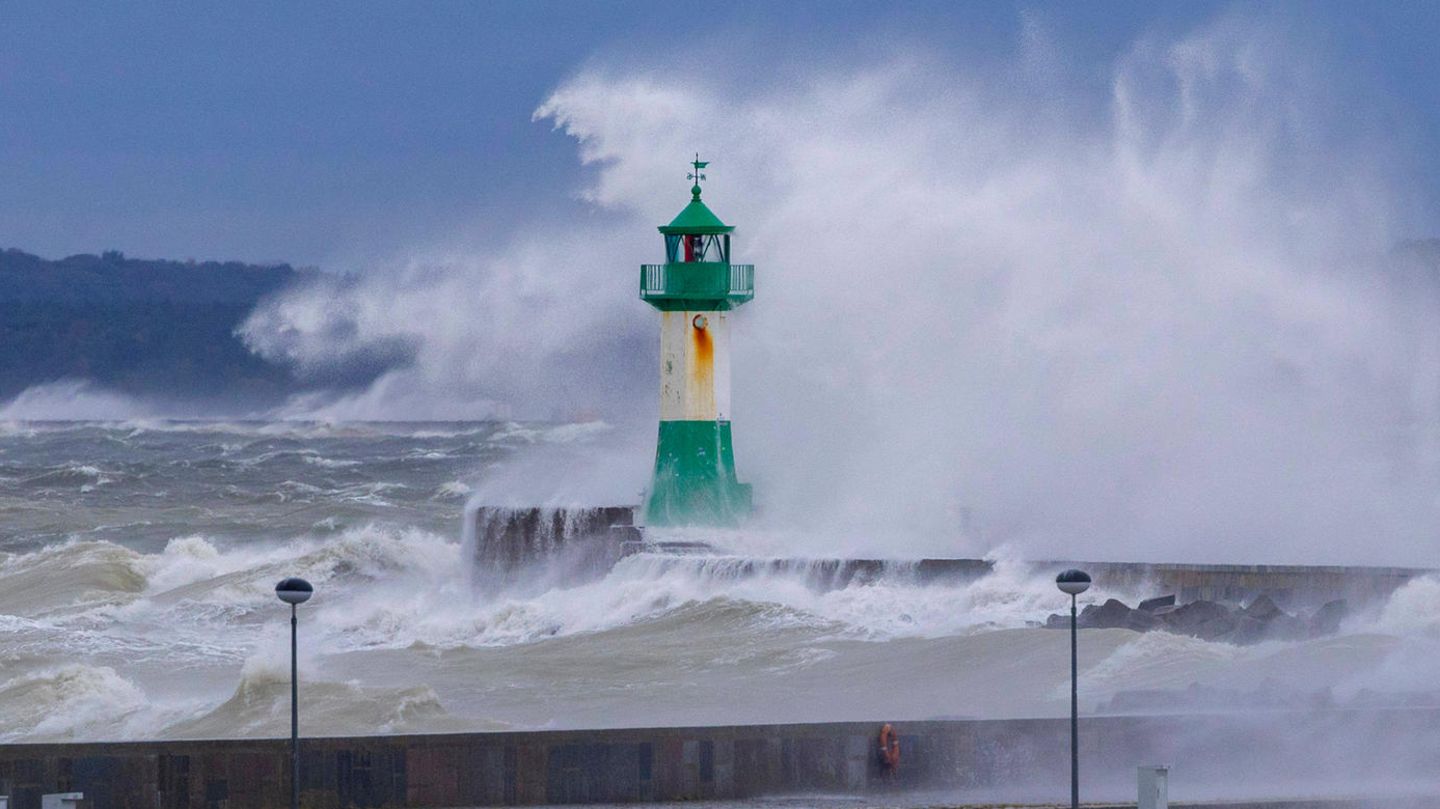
[1039,560,1425,607]
[2,709,1437,808]
[465,507,1429,608]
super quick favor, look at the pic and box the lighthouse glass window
[664,234,729,263]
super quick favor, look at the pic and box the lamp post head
[1056,569,1092,596]
[275,577,314,605]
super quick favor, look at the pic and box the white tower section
[658,310,732,422]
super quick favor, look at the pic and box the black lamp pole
[291,602,298,809]
[1070,591,1078,809]
[276,577,314,809]
[1056,569,1091,809]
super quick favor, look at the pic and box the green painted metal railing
[639,263,754,310]
[729,263,754,296]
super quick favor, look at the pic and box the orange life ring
[878,723,900,770]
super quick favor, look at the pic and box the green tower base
[645,420,753,527]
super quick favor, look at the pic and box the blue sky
[2,1,1438,270]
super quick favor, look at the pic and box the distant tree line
[0,248,322,408]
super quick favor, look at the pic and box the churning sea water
[0,420,1434,743]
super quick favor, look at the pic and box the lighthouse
[640,157,754,527]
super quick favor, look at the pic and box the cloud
[241,12,1440,564]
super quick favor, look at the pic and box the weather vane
[688,153,709,197]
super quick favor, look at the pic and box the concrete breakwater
[469,506,641,587]
[468,506,1427,607]
[1047,594,1350,645]
[1068,561,1422,608]
[3,709,1436,808]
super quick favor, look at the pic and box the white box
[1138,765,1169,809]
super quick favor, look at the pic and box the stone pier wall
[469,506,640,585]
[467,507,1429,607]
[1,709,1436,808]
[466,503,1432,608]
[1055,561,1425,607]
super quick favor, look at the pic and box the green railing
[729,263,754,296]
[639,263,754,310]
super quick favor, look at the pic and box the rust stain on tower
[690,318,713,383]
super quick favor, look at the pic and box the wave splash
[1,520,1437,740]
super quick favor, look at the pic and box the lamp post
[275,577,313,809]
[1056,569,1091,809]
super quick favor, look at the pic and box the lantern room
[640,157,754,312]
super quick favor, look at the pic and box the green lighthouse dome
[658,194,734,235]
